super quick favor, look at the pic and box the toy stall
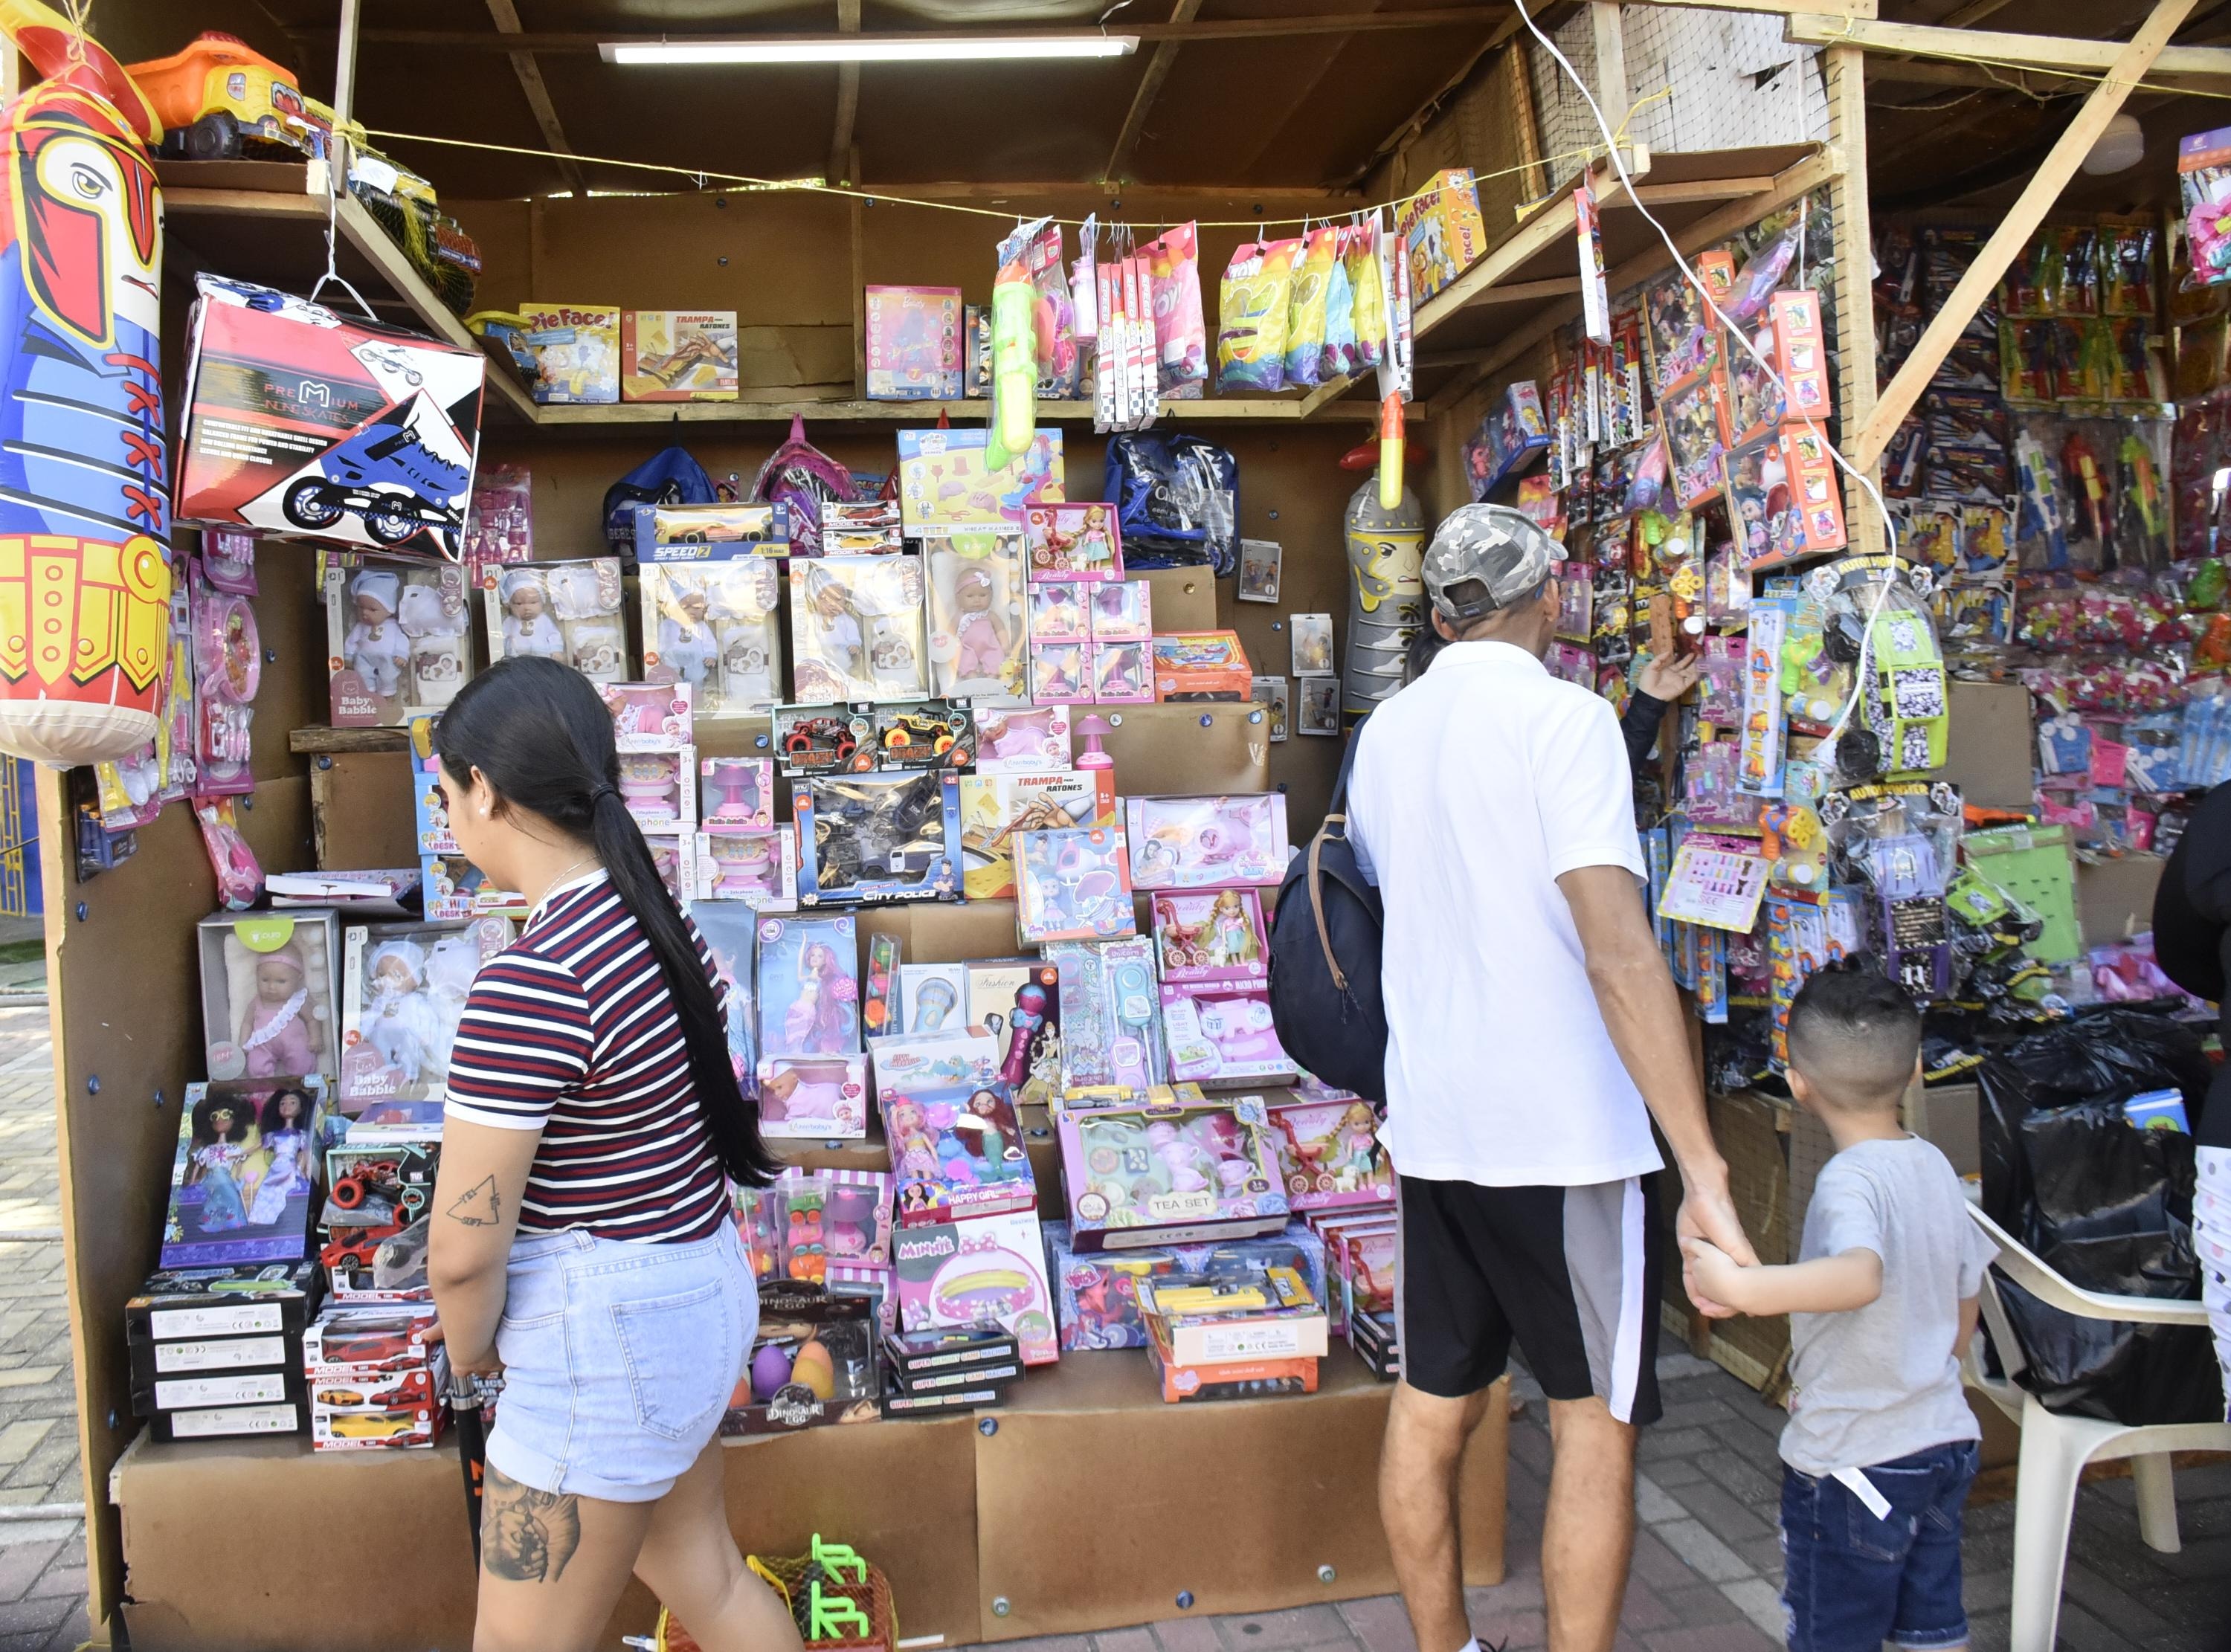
[17,1,2231,1649]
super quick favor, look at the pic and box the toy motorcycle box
[795,772,963,906]
[177,276,486,559]
[1057,1093,1291,1251]
[874,1027,1036,1226]
[323,555,473,726]
[637,508,787,717]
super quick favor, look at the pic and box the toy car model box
[309,1339,449,1451]
[724,1282,881,1436]
[1151,630,1253,701]
[518,303,619,404]
[323,555,473,726]
[795,772,963,906]
[875,1027,1036,1225]
[637,509,788,717]
[177,275,486,560]
[622,309,739,401]
[892,1208,1058,1365]
[1057,1093,1290,1251]
[871,700,976,771]
[199,909,341,1082]
[1124,793,1290,890]
[823,500,904,555]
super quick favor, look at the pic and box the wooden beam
[1343,11,1532,187]
[1592,4,1629,128]
[1942,0,2020,23]
[1862,54,2224,98]
[1785,14,2231,82]
[829,0,860,187]
[486,0,590,197]
[877,182,1365,203]
[1105,0,1204,185]
[330,0,359,186]
[1823,44,1884,555]
[1638,0,1876,14]
[1852,0,2198,469]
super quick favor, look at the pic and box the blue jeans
[1780,1439,1980,1652]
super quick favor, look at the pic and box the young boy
[1683,964,1997,1652]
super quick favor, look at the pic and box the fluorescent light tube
[601,35,1138,65]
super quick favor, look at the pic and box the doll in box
[362,940,441,1087]
[927,539,1025,700]
[567,616,627,684]
[245,1085,317,1226]
[657,581,720,691]
[497,570,567,660]
[344,571,412,698]
[719,629,776,712]
[183,1091,255,1233]
[398,581,469,708]
[239,941,321,1079]
[953,566,1017,686]
[783,939,857,1056]
[795,563,868,700]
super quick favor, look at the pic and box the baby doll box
[872,1026,1037,1226]
[1124,793,1290,889]
[924,532,1028,705]
[795,771,964,907]
[634,504,788,717]
[199,911,342,1082]
[1057,1093,1292,1252]
[599,681,695,753]
[791,555,930,705]
[481,558,629,680]
[1261,1094,1396,1216]
[338,917,514,1109]
[973,704,1072,774]
[322,556,474,726]
[893,1208,1058,1366]
[756,1051,869,1140]
[177,275,486,561]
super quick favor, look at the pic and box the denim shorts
[487,1224,756,1503]
[1780,1439,1980,1652]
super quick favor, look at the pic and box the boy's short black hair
[1786,963,1922,1108]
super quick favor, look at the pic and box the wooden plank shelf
[291,726,411,755]
[535,396,1390,427]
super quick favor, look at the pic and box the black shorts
[1394,1172,1664,1425]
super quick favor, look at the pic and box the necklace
[531,854,603,922]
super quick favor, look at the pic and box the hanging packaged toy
[985,221,1042,467]
[1284,225,1339,389]
[1072,216,1101,346]
[1146,222,1207,393]
[1321,230,1358,379]
[194,797,263,913]
[1024,219,1080,399]
[191,558,257,797]
[924,532,1026,703]
[1347,218,1386,370]
[1217,239,1299,393]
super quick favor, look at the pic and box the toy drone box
[1057,1093,1290,1251]
[177,275,486,561]
[622,309,740,401]
[795,772,963,906]
[892,1209,1058,1366]
[322,556,473,726]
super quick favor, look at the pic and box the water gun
[2015,430,2070,569]
[2062,431,2110,549]
[1377,394,1404,511]
[985,225,1039,469]
[2116,431,2169,567]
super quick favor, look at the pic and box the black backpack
[1268,737,1388,1101]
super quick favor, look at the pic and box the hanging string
[308,149,379,321]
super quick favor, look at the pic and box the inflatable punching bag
[1341,477,1425,721]
[0,1,170,764]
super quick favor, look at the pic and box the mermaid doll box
[872,1027,1036,1227]
[199,912,342,1083]
[161,1079,335,1271]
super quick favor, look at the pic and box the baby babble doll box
[323,555,473,726]
[199,911,342,1082]
[339,918,514,1110]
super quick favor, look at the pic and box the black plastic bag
[1104,433,1238,575]
[1977,1007,2223,1424]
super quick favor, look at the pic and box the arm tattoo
[482,1465,582,1584]
[446,1175,501,1227]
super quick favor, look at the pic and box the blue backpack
[1268,736,1387,1101]
[602,446,716,555]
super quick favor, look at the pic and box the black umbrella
[446,1369,492,1564]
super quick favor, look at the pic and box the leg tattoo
[483,1465,582,1584]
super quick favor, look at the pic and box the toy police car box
[794,771,963,906]
[176,275,486,561]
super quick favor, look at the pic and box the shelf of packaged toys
[532,397,1393,427]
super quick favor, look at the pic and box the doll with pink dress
[755,914,860,1059]
[238,942,321,1079]
[200,914,340,1083]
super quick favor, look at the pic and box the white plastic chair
[1959,1201,2231,1652]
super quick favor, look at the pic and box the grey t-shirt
[1781,1135,1997,1477]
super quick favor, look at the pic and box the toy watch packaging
[1015,827,1136,942]
[1159,984,1296,1086]
[1057,1093,1291,1251]
[199,911,341,1082]
[1025,503,1124,581]
[322,558,472,725]
[875,1027,1036,1224]
[161,1079,332,1270]
[339,918,514,1109]
[958,768,1116,900]
[621,309,739,401]
[1151,631,1254,701]
[1150,888,1266,985]
[724,1282,881,1436]
[483,559,628,681]
[639,526,786,718]
[688,900,759,1083]
[864,286,963,399]
[176,275,485,561]
[896,964,968,1036]
[795,772,963,905]
[1124,793,1290,889]
[756,913,861,1059]
[925,533,1028,701]
[518,303,620,404]
[791,555,930,703]
[704,757,775,828]
[1263,1095,1395,1213]
[895,426,1065,535]
[696,825,797,909]
[892,1210,1058,1365]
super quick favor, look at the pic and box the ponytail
[435,656,779,1187]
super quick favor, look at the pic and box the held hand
[420,1320,503,1380]
[1678,1236,1743,1316]
[1675,1175,1757,1318]
[1638,652,1702,703]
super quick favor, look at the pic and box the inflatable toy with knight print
[0,0,173,764]
[176,275,486,560]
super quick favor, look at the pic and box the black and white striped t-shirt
[444,871,730,1242]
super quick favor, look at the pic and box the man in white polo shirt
[1346,504,1755,1652]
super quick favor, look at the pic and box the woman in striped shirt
[426,656,800,1652]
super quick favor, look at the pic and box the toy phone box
[518,303,620,404]
[1015,826,1136,943]
[895,426,1065,534]
[791,555,930,703]
[621,309,740,401]
[755,912,862,1059]
[1263,1095,1395,1214]
[323,557,473,725]
[874,1026,1035,1225]
[176,275,486,560]
[925,533,1027,703]
[974,704,1073,773]
[1151,630,1254,701]
[795,772,963,906]
[200,911,341,1082]
[958,769,1115,900]
[724,1282,881,1436]
[703,757,776,827]
[696,825,798,910]
[483,558,629,680]
[161,1078,332,1270]
[1025,503,1124,582]
[963,960,1064,1110]
[637,515,788,717]
[865,285,963,400]
[1159,983,1296,1086]
[1124,793,1290,889]
[757,1052,869,1140]
[892,1210,1058,1365]
[1057,1094,1290,1251]
[339,918,514,1106]
[895,964,968,1037]
[1150,888,1267,986]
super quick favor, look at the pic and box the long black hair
[435,656,779,1187]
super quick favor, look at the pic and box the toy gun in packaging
[2015,430,2070,569]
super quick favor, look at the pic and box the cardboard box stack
[126,1262,323,1442]
[304,1303,448,1451]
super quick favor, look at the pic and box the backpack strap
[1307,822,1350,993]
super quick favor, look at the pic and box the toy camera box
[873,1027,1036,1225]
[1395,169,1487,304]
[864,286,963,400]
[895,426,1065,534]
[322,556,472,725]
[724,1281,881,1436]
[892,1209,1058,1366]
[519,302,620,404]
[199,910,341,1082]
[161,1078,332,1271]
[177,275,486,561]
[1150,630,1253,701]
[622,309,740,401]
[1057,1094,1290,1251]
[795,772,963,906]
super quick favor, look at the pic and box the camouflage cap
[1420,504,1559,625]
